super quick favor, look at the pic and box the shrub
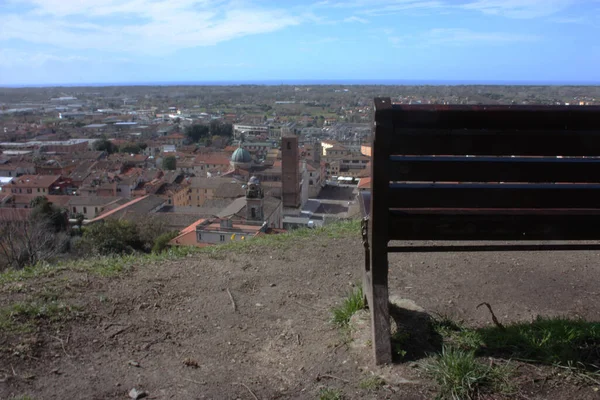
[152,231,180,254]
[80,220,142,255]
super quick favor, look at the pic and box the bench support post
[366,98,394,364]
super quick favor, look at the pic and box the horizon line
[2,79,600,88]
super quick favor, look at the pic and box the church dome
[231,147,252,163]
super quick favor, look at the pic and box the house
[169,176,284,247]
[88,195,166,223]
[8,175,71,195]
[68,196,126,219]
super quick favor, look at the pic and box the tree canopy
[185,124,209,143]
[162,155,177,170]
[93,138,118,154]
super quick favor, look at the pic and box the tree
[120,143,142,154]
[162,155,177,170]
[185,124,210,143]
[80,220,141,255]
[30,196,68,232]
[93,138,118,154]
[209,120,233,137]
[0,218,69,271]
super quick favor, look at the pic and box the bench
[359,97,600,364]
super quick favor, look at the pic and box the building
[169,176,283,247]
[233,124,269,140]
[7,175,70,195]
[282,135,300,208]
[68,196,126,219]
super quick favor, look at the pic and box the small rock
[270,283,276,287]
[256,303,263,307]
[128,360,140,367]
[129,388,148,399]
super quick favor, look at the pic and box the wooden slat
[388,211,600,241]
[388,183,600,209]
[389,156,600,183]
[388,244,600,252]
[390,129,600,157]
[388,104,600,130]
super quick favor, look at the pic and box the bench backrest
[369,97,600,243]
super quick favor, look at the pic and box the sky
[0,0,599,86]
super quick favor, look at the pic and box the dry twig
[235,382,259,400]
[226,288,237,312]
[476,302,505,330]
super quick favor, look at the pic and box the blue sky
[0,0,599,85]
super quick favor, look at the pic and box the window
[198,233,202,240]
[83,207,87,214]
[27,188,32,194]
[95,207,98,214]
[37,188,40,193]
[251,208,256,218]
[73,207,76,213]
[220,234,225,242]
[287,142,291,150]
[309,180,313,185]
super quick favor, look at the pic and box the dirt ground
[1,231,600,399]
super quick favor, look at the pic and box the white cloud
[0,48,88,67]
[0,0,300,54]
[460,0,575,19]
[390,28,539,47]
[315,0,576,19]
[343,16,369,23]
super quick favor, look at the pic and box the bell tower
[246,176,264,222]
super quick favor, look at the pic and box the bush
[152,231,180,254]
[80,220,142,255]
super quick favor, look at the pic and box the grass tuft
[318,387,343,400]
[331,286,365,328]
[359,376,386,390]
[478,316,600,370]
[425,346,513,400]
[0,300,81,333]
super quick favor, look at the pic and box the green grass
[432,315,600,371]
[0,300,81,333]
[331,286,365,328]
[478,317,600,370]
[425,346,514,400]
[0,219,360,286]
[318,388,343,400]
[358,376,386,390]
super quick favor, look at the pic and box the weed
[9,396,34,400]
[392,330,410,359]
[359,376,386,390]
[318,387,343,400]
[331,286,365,328]
[425,346,511,400]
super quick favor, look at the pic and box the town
[2,84,599,266]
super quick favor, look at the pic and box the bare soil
[1,232,600,399]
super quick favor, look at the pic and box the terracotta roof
[10,175,61,188]
[358,177,371,189]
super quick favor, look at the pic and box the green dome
[231,147,252,163]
